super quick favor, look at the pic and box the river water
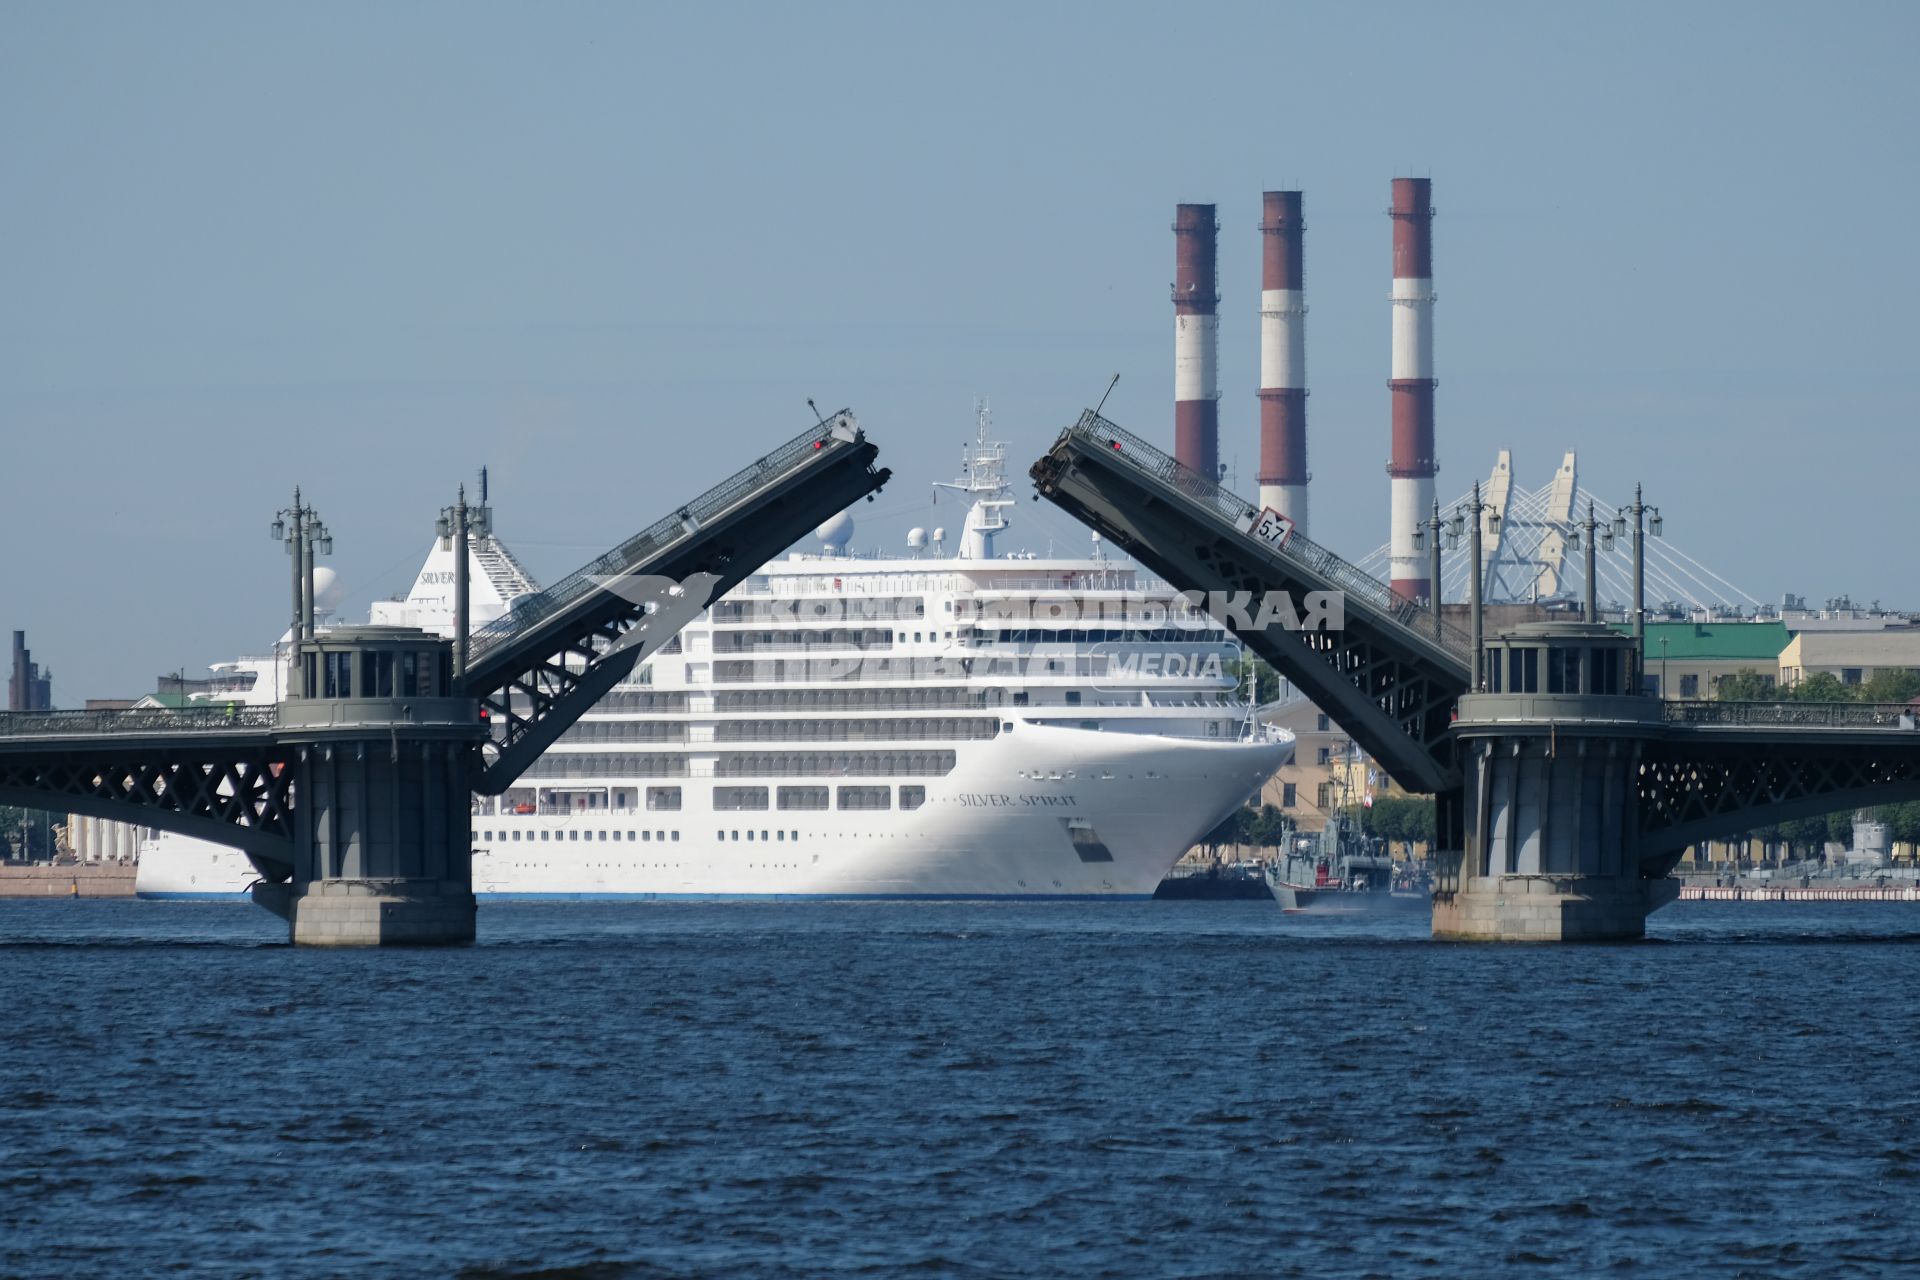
[2,899,1916,1278]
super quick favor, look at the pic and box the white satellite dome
[814,510,855,551]
[907,527,927,550]
[932,527,946,545]
[310,565,347,614]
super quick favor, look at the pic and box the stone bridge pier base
[1433,622,1676,942]
[254,627,483,946]
[1432,867,1680,942]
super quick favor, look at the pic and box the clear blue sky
[3,1,1915,698]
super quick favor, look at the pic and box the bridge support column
[1433,622,1675,941]
[260,626,482,946]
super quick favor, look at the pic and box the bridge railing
[1063,411,1477,660]
[0,706,279,738]
[1663,701,1920,729]
[468,413,862,665]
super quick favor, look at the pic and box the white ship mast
[931,399,1014,560]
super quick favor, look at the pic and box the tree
[1778,815,1830,859]
[1885,801,1920,846]
[1201,809,1246,857]
[0,805,57,861]
[1366,795,1436,858]
[1228,654,1285,705]
[1242,804,1292,851]
[1793,672,1853,704]
[1716,669,1779,702]
[1860,669,1920,705]
[1826,808,1857,847]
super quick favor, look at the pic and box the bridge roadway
[459,411,886,792]
[1032,409,1920,938]
[1032,411,1473,798]
[0,413,890,943]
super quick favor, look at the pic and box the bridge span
[0,413,889,944]
[1032,409,1920,940]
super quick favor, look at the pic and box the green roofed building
[1611,621,1791,699]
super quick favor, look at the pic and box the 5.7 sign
[1252,507,1297,551]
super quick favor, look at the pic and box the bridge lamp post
[270,489,331,687]
[1448,483,1499,689]
[1563,498,1602,624]
[1617,484,1663,687]
[438,484,492,686]
[1411,499,1448,642]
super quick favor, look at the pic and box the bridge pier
[1434,622,1675,941]
[256,626,483,946]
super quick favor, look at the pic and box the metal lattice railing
[1663,701,1920,730]
[1063,411,1477,660]
[0,706,280,739]
[468,413,861,665]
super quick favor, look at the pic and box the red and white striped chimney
[1258,191,1308,534]
[1173,203,1219,479]
[1388,177,1436,602]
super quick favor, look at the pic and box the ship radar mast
[931,398,1013,560]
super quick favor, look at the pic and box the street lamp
[270,488,331,686]
[1454,482,1500,689]
[438,482,494,684]
[1564,498,1601,623]
[1411,499,1447,641]
[1619,483,1664,684]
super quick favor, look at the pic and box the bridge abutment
[262,627,483,946]
[1437,623,1673,941]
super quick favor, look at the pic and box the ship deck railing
[1065,410,1479,660]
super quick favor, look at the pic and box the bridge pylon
[253,625,485,945]
[1439,621,1678,940]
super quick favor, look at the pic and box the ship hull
[139,725,1285,901]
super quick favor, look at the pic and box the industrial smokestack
[9,631,25,713]
[1258,191,1308,533]
[1172,203,1219,479]
[1388,177,1436,603]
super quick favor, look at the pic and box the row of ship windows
[978,628,1223,643]
[521,751,958,779]
[476,828,826,844]
[495,784,929,818]
[558,717,998,744]
[715,784,925,811]
[481,829,682,843]
[701,658,1181,681]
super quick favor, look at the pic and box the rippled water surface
[2,899,1917,1278]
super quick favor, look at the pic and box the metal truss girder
[0,743,295,864]
[1638,735,1920,873]
[1032,436,1464,793]
[467,439,891,795]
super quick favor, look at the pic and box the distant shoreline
[0,863,136,898]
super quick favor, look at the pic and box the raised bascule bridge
[1031,410,1920,940]
[0,414,889,945]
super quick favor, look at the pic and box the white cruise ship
[135,410,1290,900]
